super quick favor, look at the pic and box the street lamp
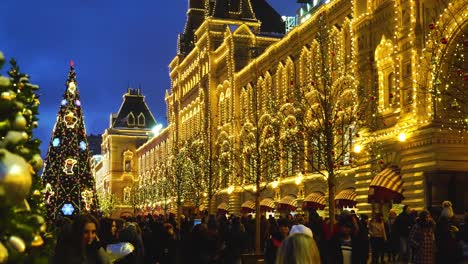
[295,172,304,185]
[353,144,362,153]
[398,132,407,142]
[271,179,279,189]
[152,124,163,137]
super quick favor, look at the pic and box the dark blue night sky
[1,1,298,155]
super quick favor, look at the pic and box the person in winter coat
[264,220,289,264]
[369,213,387,264]
[54,214,111,264]
[224,217,249,264]
[275,232,320,264]
[116,223,145,264]
[328,215,366,264]
[394,205,413,261]
[436,201,462,263]
[155,223,178,264]
[99,218,119,248]
[385,210,398,262]
[409,210,436,264]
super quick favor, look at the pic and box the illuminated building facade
[138,0,468,216]
[94,88,157,217]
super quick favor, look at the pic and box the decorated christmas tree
[42,62,98,220]
[0,52,52,263]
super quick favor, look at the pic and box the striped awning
[217,202,229,212]
[369,166,404,203]
[241,200,255,212]
[277,195,298,211]
[260,198,276,211]
[303,192,326,210]
[335,189,357,208]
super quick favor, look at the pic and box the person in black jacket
[116,223,145,264]
[155,223,179,264]
[328,215,366,264]
[393,205,413,262]
[264,220,289,264]
[224,217,249,264]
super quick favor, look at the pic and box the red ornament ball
[379,159,385,165]
[428,24,435,30]
[464,73,468,82]
[370,96,375,101]
[441,37,448,44]
[389,93,394,98]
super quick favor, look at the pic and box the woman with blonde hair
[276,224,321,264]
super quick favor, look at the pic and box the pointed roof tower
[208,0,256,21]
[178,0,284,55]
[110,88,156,130]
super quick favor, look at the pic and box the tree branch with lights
[291,12,369,232]
[218,87,282,254]
[185,135,221,213]
[417,0,467,131]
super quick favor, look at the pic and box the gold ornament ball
[22,109,33,118]
[3,130,28,145]
[30,154,43,172]
[12,113,27,131]
[0,120,10,131]
[0,90,15,101]
[0,77,10,89]
[0,242,7,264]
[0,150,33,205]
[7,236,25,253]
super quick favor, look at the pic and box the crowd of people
[51,201,468,264]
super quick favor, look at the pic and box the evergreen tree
[0,52,52,263]
[42,62,98,220]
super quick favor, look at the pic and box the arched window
[123,186,131,204]
[219,92,225,125]
[375,35,397,112]
[123,150,133,173]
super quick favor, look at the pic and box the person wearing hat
[275,224,321,264]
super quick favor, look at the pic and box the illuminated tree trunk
[255,192,261,255]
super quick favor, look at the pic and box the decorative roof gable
[111,88,157,130]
